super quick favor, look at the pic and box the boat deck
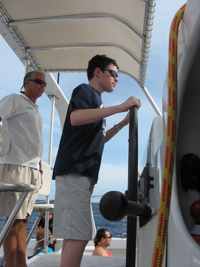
[27,238,126,267]
[28,252,126,267]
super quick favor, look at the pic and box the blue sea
[0,201,127,239]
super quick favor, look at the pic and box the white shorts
[0,164,41,219]
[53,173,95,241]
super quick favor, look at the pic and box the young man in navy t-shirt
[53,54,141,267]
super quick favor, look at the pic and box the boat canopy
[0,0,155,89]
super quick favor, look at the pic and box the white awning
[0,0,155,88]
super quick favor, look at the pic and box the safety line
[151,3,186,267]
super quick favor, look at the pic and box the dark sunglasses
[28,79,47,87]
[102,69,118,78]
[104,234,112,239]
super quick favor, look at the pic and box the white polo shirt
[0,93,43,169]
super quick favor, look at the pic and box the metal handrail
[0,183,35,246]
[26,211,44,246]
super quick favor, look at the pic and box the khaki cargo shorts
[53,173,96,241]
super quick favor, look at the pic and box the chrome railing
[0,183,36,246]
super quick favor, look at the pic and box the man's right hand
[120,96,141,112]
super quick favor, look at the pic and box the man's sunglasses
[102,69,118,78]
[104,234,112,239]
[28,79,47,87]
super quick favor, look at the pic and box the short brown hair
[87,54,119,80]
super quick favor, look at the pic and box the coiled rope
[151,4,186,267]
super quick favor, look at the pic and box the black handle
[126,105,138,267]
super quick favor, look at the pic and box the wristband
[114,124,120,132]
[39,170,43,174]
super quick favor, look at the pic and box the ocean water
[91,203,127,238]
[0,202,127,239]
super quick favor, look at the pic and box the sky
[0,0,186,201]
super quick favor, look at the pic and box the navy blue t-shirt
[53,83,106,183]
